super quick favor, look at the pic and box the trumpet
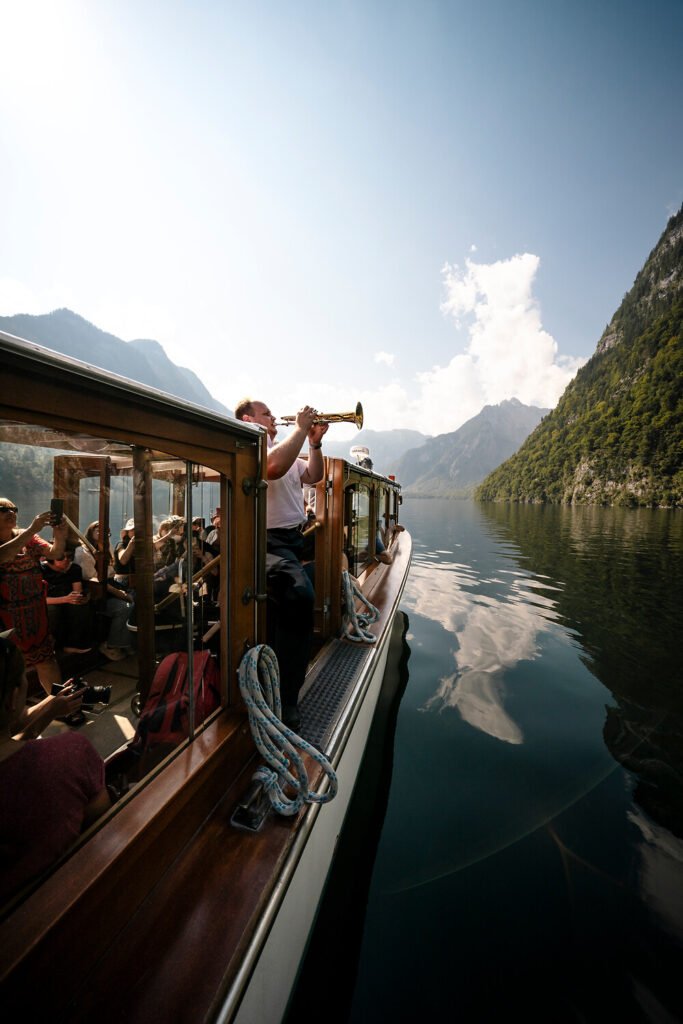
[277,401,363,430]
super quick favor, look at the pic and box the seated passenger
[76,523,133,662]
[153,538,212,604]
[372,519,404,565]
[1,628,85,735]
[203,508,221,556]
[153,560,182,601]
[191,516,205,548]
[114,520,136,589]
[374,522,393,565]
[199,510,221,602]
[0,634,110,903]
[153,518,183,570]
[41,550,92,654]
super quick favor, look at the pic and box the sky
[0,0,681,439]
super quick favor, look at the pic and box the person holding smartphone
[42,549,92,655]
[0,498,68,694]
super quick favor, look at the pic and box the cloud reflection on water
[629,808,683,942]
[404,551,564,745]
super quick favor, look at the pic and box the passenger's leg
[62,604,93,652]
[267,569,314,710]
[104,596,132,650]
[265,532,315,726]
[47,605,63,650]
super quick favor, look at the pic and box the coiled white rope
[238,644,338,816]
[341,569,380,643]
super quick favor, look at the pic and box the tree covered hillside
[476,207,683,507]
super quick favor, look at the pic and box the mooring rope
[341,569,380,643]
[238,644,338,816]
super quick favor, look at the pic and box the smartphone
[50,498,64,525]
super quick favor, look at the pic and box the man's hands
[294,405,318,433]
[292,406,329,446]
[308,420,329,446]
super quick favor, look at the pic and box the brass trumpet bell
[278,402,363,430]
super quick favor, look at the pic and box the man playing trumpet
[234,400,328,729]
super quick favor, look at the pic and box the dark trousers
[266,528,315,707]
[47,603,92,650]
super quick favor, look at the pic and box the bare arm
[117,539,136,566]
[44,519,68,560]
[13,683,83,739]
[82,787,112,828]
[0,511,55,564]
[301,421,328,485]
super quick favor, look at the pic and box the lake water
[290,497,683,1024]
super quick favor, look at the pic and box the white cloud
[282,251,584,438]
[1,249,585,439]
[343,252,585,436]
[406,252,585,434]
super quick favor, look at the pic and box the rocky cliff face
[596,209,683,356]
[476,205,683,507]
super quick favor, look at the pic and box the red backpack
[133,650,221,751]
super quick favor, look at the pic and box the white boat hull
[227,634,393,1024]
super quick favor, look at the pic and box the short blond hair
[234,397,255,421]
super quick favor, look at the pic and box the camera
[52,677,112,707]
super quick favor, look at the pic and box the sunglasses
[0,506,18,514]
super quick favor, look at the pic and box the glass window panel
[0,421,227,909]
[346,483,371,576]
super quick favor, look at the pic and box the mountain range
[4,207,681,508]
[394,399,549,497]
[0,309,231,416]
[477,204,683,507]
[322,429,430,477]
[0,308,546,491]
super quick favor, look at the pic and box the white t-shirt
[267,445,308,530]
[74,545,97,581]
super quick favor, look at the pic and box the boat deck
[299,639,371,749]
[4,536,411,1024]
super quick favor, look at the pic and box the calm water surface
[296,498,683,1024]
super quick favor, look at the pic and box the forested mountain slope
[476,206,683,507]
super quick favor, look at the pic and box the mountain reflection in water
[340,499,683,1024]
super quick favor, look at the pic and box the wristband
[310,442,322,450]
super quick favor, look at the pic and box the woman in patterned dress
[0,499,68,693]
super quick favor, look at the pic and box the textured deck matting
[298,639,373,752]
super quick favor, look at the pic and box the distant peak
[129,338,165,353]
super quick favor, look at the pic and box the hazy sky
[1,0,681,437]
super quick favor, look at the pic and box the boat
[0,328,411,1021]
